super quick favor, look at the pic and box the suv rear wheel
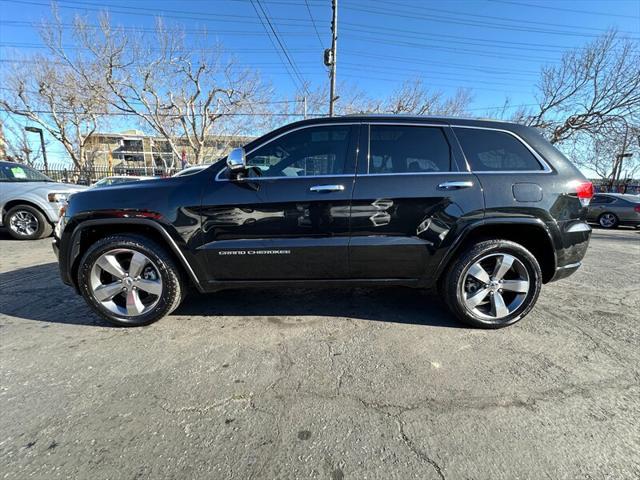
[77,234,184,327]
[443,240,542,328]
[598,212,618,229]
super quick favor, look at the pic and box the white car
[172,165,209,177]
[92,175,156,187]
[0,161,87,240]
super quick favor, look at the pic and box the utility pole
[303,96,307,119]
[329,0,338,116]
[25,126,48,175]
[611,123,631,190]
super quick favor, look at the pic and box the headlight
[48,192,72,203]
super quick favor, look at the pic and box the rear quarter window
[454,128,543,172]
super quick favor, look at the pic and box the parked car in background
[586,193,640,228]
[54,116,594,329]
[92,176,156,188]
[172,165,209,177]
[0,161,87,240]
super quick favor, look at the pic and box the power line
[345,36,559,64]
[0,17,608,52]
[0,106,324,117]
[342,2,639,40]
[487,0,637,19]
[0,58,537,93]
[0,0,312,24]
[352,0,636,35]
[303,0,324,48]
[250,0,310,95]
[4,0,634,43]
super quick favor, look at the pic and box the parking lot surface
[1,228,639,479]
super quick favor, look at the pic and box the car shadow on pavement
[0,262,113,327]
[176,287,462,328]
[0,262,462,329]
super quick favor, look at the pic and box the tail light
[634,205,640,213]
[573,180,594,207]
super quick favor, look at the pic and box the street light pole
[25,126,48,175]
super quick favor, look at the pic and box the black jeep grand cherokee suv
[53,116,593,328]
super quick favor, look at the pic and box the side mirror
[226,147,246,173]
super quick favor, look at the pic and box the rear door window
[591,195,615,204]
[368,125,452,174]
[454,128,543,171]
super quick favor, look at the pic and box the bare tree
[370,79,473,116]
[285,79,473,119]
[569,121,640,183]
[0,116,45,165]
[523,30,640,145]
[62,15,272,166]
[0,53,105,169]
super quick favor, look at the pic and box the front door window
[246,125,354,178]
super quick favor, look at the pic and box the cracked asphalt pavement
[1,227,639,479]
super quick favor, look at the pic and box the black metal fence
[35,163,185,185]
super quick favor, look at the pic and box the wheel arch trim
[436,217,558,283]
[2,199,55,225]
[68,218,203,291]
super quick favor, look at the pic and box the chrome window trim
[451,124,553,174]
[215,121,554,181]
[356,171,471,177]
[215,122,360,182]
[365,122,456,175]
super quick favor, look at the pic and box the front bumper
[52,235,73,287]
[52,238,60,260]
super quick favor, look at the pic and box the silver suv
[0,161,87,240]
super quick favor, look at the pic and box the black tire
[442,239,542,329]
[5,205,52,240]
[597,212,619,229]
[77,234,184,327]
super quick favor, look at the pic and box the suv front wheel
[77,234,184,327]
[443,240,542,328]
[5,205,52,240]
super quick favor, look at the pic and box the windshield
[0,163,54,182]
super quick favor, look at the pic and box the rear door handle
[438,181,474,190]
[309,184,345,193]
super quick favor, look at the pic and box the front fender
[59,217,204,292]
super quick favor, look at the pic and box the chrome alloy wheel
[599,213,616,228]
[461,253,530,321]
[89,248,163,317]
[9,210,39,236]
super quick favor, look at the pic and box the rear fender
[434,217,558,285]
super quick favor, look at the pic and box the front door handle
[438,181,474,190]
[309,184,345,193]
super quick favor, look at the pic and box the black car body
[53,116,593,328]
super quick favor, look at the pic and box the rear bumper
[548,220,591,283]
[549,261,582,282]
